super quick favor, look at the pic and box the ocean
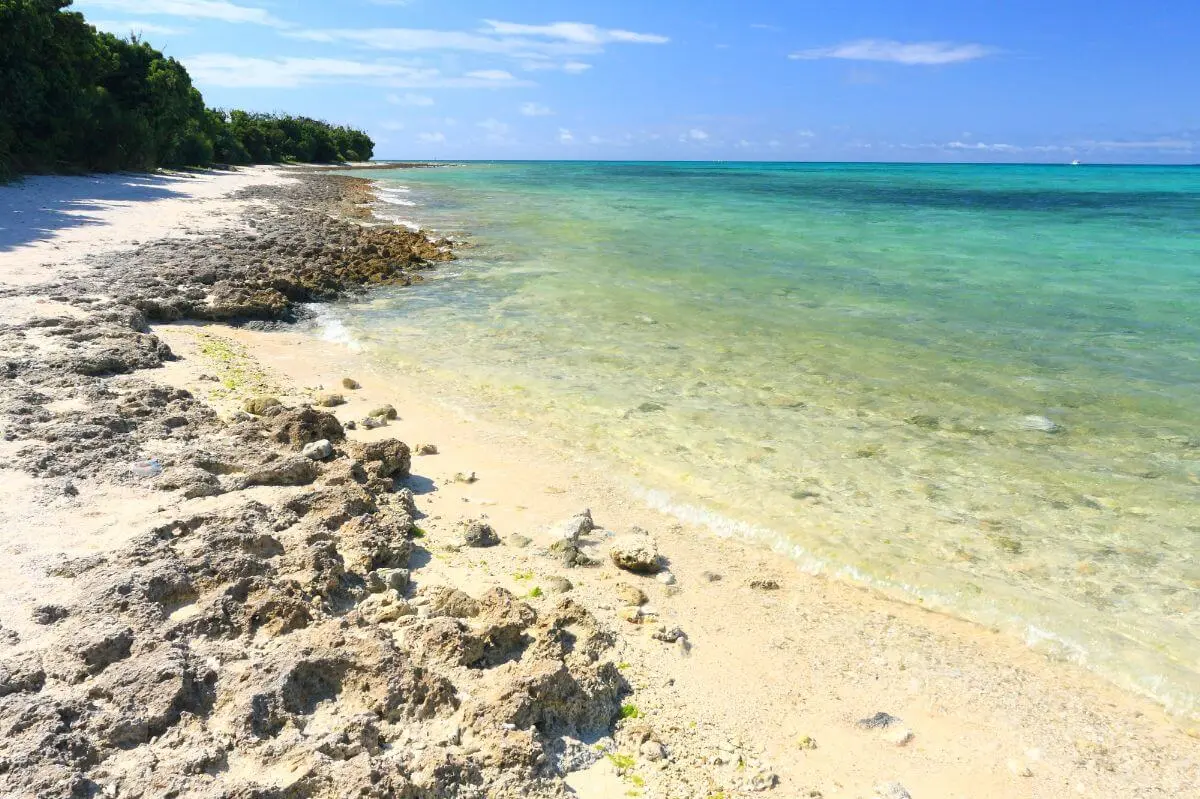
[333,161,1200,718]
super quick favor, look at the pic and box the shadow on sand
[0,170,229,254]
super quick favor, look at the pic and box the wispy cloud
[388,93,434,106]
[520,102,554,116]
[77,0,287,27]
[946,140,1021,152]
[558,128,575,143]
[184,55,531,89]
[680,128,710,143]
[88,19,190,36]
[481,20,668,45]
[417,132,446,143]
[289,20,667,59]
[563,61,593,74]
[790,39,995,65]
[1080,138,1196,151]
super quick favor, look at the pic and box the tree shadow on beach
[0,171,218,254]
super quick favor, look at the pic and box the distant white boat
[1070,159,1081,166]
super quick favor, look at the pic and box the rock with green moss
[368,404,398,420]
[244,396,282,415]
[316,393,345,408]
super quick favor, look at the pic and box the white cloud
[790,39,995,65]
[379,121,406,131]
[417,132,446,143]
[520,102,554,116]
[466,69,517,81]
[735,139,752,148]
[558,128,575,143]
[946,140,1021,152]
[288,21,665,62]
[563,61,593,74]
[77,0,286,26]
[184,54,530,89]
[89,19,190,35]
[481,20,668,45]
[798,129,815,138]
[681,128,710,142]
[388,92,435,106]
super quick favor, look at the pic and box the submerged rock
[1018,414,1062,433]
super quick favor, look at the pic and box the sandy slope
[0,167,1196,798]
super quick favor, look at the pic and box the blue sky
[76,0,1200,163]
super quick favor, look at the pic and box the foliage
[0,0,373,179]
[619,703,643,719]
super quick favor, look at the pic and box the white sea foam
[307,305,361,352]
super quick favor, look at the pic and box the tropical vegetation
[0,0,373,181]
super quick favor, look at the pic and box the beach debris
[610,530,662,575]
[341,377,361,390]
[344,420,357,430]
[651,625,686,644]
[749,578,781,591]
[616,584,648,606]
[656,570,677,586]
[545,576,574,593]
[369,404,398,420]
[887,727,915,747]
[797,735,818,750]
[416,443,438,455]
[61,478,79,497]
[857,712,902,730]
[746,769,779,792]
[619,606,658,624]
[640,740,667,761]
[701,571,723,582]
[1018,414,1062,433]
[453,471,478,484]
[873,782,912,799]
[461,520,500,548]
[360,416,385,429]
[128,458,162,478]
[243,396,282,415]
[315,392,345,407]
[301,439,334,461]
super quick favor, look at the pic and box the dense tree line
[0,0,373,181]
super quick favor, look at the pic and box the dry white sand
[0,166,291,287]
[2,168,1197,798]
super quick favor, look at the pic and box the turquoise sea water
[334,162,1200,717]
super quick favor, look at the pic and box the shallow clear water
[334,161,1200,717]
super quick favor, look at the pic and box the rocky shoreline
[0,172,697,798]
[3,167,1198,799]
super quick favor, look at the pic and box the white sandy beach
[1,168,1197,798]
